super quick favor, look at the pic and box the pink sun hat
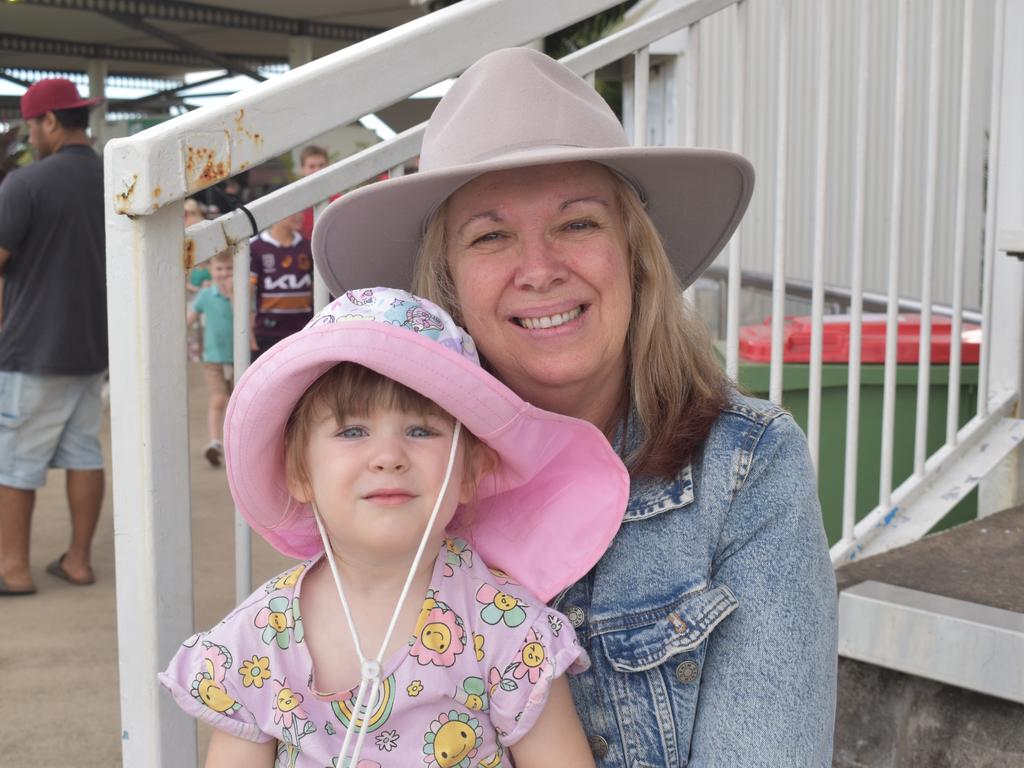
[224,287,628,602]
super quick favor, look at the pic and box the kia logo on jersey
[263,273,312,291]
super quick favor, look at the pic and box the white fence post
[104,172,196,765]
[979,0,1024,516]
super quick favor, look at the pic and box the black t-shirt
[0,144,107,375]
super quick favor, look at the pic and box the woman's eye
[470,231,503,246]
[564,218,598,232]
[337,426,367,438]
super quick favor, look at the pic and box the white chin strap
[311,421,462,768]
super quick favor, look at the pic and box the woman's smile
[511,304,588,331]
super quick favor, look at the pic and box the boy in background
[249,210,312,359]
[187,250,234,467]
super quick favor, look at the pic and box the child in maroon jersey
[249,210,313,359]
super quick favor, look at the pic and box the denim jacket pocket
[583,585,739,767]
[598,583,739,673]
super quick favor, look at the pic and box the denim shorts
[0,370,106,490]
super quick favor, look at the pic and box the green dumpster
[730,315,981,546]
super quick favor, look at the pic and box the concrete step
[834,505,1024,767]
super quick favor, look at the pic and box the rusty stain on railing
[233,108,264,148]
[185,143,230,192]
[183,238,196,270]
[114,173,139,214]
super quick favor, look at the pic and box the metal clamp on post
[997,229,1024,260]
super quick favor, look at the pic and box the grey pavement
[0,361,293,766]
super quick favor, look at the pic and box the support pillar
[979,0,1024,516]
[288,36,315,173]
[87,60,107,149]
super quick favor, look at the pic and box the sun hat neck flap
[312,47,754,297]
[224,287,628,602]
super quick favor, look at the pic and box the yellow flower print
[407,680,424,697]
[474,634,485,662]
[240,655,271,688]
[272,565,305,591]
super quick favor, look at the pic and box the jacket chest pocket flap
[598,584,739,673]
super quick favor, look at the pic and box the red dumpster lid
[738,314,981,364]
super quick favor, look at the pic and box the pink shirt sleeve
[485,607,589,746]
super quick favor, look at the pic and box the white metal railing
[103,0,1024,764]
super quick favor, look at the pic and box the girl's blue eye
[337,426,366,438]
[408,426,436,438]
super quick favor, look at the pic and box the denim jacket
[553,392,838,767]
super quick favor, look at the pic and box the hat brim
[313,146,754,295]
[225,321,628,602]
[21,96,103,121]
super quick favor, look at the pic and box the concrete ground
[0,361,293,766]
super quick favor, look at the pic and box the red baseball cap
[20,78,102,120]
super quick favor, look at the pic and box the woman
[313,47,837,767]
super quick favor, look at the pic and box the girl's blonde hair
[412,166,729,479]
[284,362,491,495]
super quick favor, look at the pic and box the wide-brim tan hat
[313,47,754,295]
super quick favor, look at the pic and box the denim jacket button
[566,605,585,628]
[675,660,700,683]
[588,734,609,758]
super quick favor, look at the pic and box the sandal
[46,554,95,586]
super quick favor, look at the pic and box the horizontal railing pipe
[701,265,983,324]
[105,0,626,217]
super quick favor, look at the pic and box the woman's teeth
[517,306,583,330]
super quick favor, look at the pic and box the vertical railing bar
[807,0,832,471]
[725,0,747,382]
[769,0,791,405]
[947,0,974,447]
[842,1,871,543]
[681,22,700,307]
[879,0,909,509]
[684,21,701,147]
[977,0,1007,418]
[312,199,330,312]
[913,1,944,476]
[232,239,253,604]
[106,194,196,766]
[633,46,650,147]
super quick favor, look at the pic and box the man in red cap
[0,78,107,595]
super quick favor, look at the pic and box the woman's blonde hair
[412,165,729,479]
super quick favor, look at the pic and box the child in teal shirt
[187,250,234,466]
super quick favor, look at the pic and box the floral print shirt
[159,540,588,767]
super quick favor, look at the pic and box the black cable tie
[238,205,259,237]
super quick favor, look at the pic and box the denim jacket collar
[614,409,695,522]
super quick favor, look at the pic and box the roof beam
[116,72,233,108]
[7,0,383,42]
[0,32,285,69]
[0,71,33,89]
[102,12,267,81]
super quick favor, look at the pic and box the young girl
[160,288,628,767]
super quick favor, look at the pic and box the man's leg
[62,468,103,581]
[0,483,36,590]
[51,373,106,582]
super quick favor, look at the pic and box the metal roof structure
[0,0,446,122]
